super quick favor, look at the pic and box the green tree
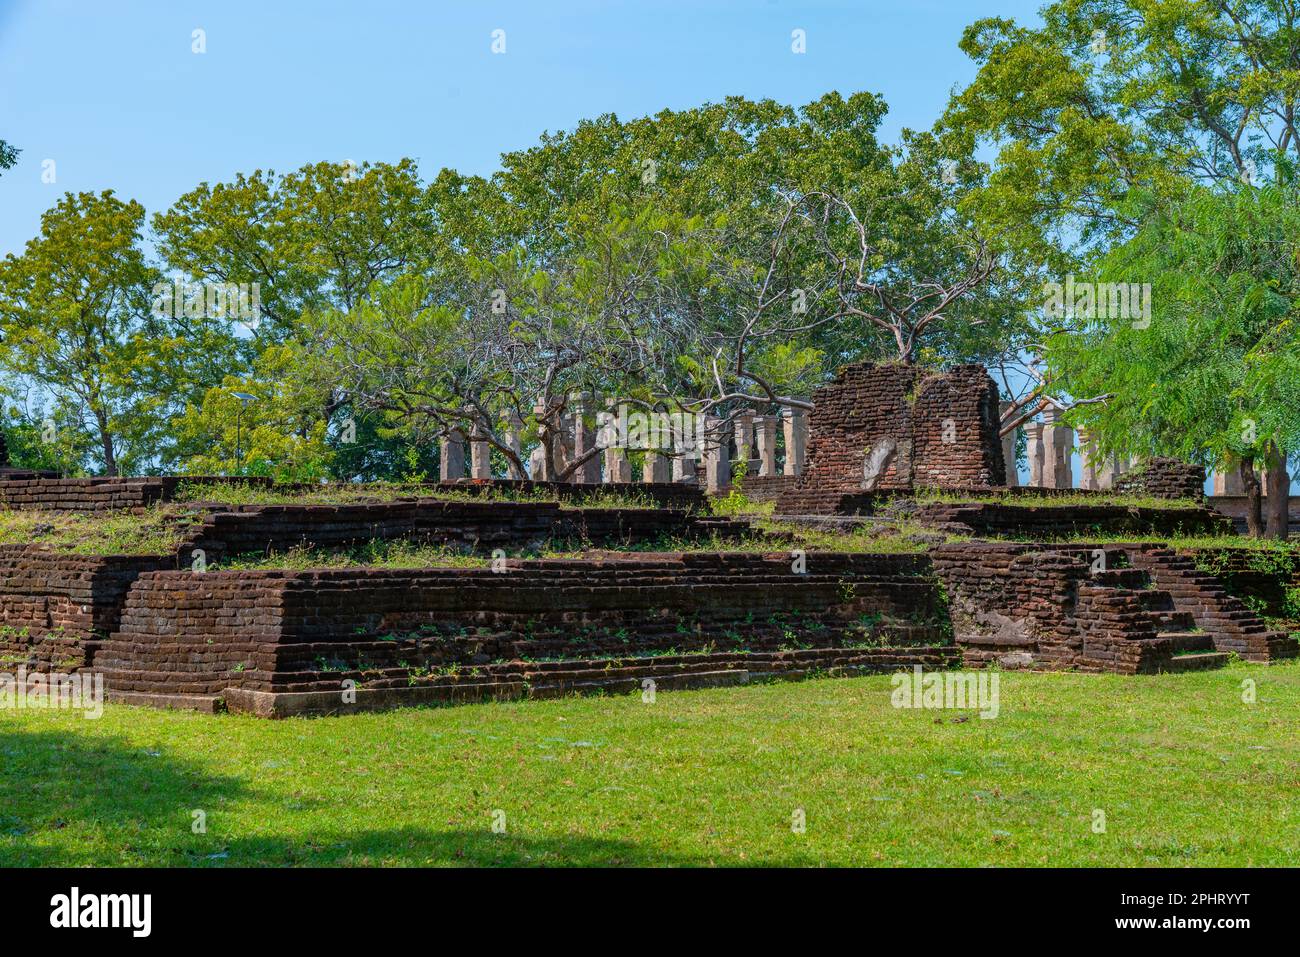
[306,205,713,480]
[1048,184,1300,536]
[947,0,1300,267]
[489,91,1030,421]
[0,191,164,475]
[155,159,442,473]
[0,139,17,174]
[945,0,1300,438]
[174,343,334,480]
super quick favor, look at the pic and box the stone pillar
[1096,456,1112,490]
[734,410,758,478]
[439,428,466,481]
[531,401,558,481]
[643,450,671,484]
[998,401,1018,487]
[665,410,696,485]
[703,416,731,493]
[781,406,807,477]
[569,392,600,485]
[1042,407,1074,489]
[469,429,491,479]
[755,416,778,478]
[1025,421,1045,487]
[1110,454,1130,489]
[671,455,697,484]
[1213,457,1245,495]
[502,412,525,479]
[1097,453,1121,491]
[604,447,631,483]
[1077,428,1100,491]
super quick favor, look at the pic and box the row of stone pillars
[998,402,1130,490]
[437,399,808,492]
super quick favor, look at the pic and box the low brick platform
[0,500,753,675]
[0,475,266,512]
[442,479,705,510]
[0,475,706,513]
[92,552,953,707]
[908,501,1232,538]
[214,645,964,717]
[0,547,174,671]
[772,496,1233,538]
[1114,458,1206,501]
[732,475,801,505]
[180,500,746,564]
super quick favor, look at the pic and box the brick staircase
[1075,559,1229,673]
[932,542,1280,674]
[1126,547,1300,663]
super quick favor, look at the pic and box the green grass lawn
[3,662,1298,867]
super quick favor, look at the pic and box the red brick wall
[96,553,951,695]
[1114,458,1206,500]
[777,363,1005,513]
[0,547,173,670]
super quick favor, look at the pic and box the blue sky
[0,0,1044,257]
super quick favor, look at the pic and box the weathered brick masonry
[180,500,744,563]
[1113,457,1206,501]
[0,475,706,513]
[0,498,748,676]
[932,541,1297,673]
[0,475,265,512]
[1176,548,1300,620]
[444,479,706,510]
[777,363,1005,514]
[94,552,956,711]
[909,501,1231,538]
[1127,547,1299,661]
[735,475,801,504]
[0,547,173,670]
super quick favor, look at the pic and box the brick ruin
[1113,457,1207,501]
[98,553,957,716]
[908,500,1230,538]
[776,362,1005,515]
[932,542,1297,673]
[0,478,962,714]
[0,437,1295,715]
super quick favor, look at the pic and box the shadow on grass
[0,726,736,866]
[216,828,729,867]
[0,724,257,866]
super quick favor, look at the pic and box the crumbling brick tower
[775,362,1006,514]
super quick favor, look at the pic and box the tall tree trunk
[1265,442,1290,541]
[94,409,118,477]
[1239,456,1264,538]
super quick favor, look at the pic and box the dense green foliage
[0,94,1026,478]
[1048,185,1300,472]
[3,3,1299,487]
[947,0,1300,503]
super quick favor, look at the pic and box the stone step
[1145,609,1198,631]
[1157,631,1215,653]
[1089,568,1151,588]
[1162,651,1230,672]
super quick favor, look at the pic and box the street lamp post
[231,391,256,476]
